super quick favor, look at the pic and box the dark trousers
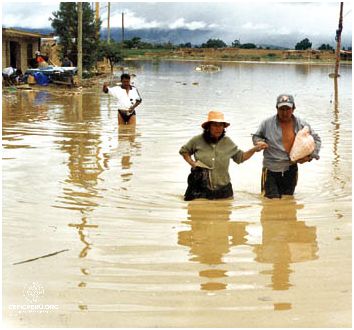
[184,167,233,201]
[261,165,298,199]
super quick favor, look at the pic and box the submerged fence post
[334,2,344,78]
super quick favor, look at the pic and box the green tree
[50,2,101,70]
[295,38,312,50]
[318,44,334,50]
[179,42,192,48]
[201,38,227,48]
[124,37,142,49]
[139,41,154,49]
[98,41,123,73]
[231,39,240,48]
[240,43,257,49]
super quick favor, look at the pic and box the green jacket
[179,134,245,190]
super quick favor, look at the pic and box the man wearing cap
[179,110,267,201]
[252,94,321,199]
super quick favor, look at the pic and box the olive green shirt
[179,134,245,190]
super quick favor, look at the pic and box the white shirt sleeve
[107,86,121,99]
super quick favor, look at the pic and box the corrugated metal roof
[2,27,51,38]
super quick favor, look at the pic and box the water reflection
[118,125,140,182]
[253,198,318,291]
[274,302,292,311]
[55,93,105,311]
[58,94,104,210]
[295,64,312,75]
[2,90,50,126]
[178,200,249,291]
[33,90,51,107]
[331,77,345,189]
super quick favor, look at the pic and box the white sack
[290,126,315,161]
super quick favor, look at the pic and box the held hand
[255,141,269,152]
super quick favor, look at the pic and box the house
[340,50,352,61]
[2,27,51,73]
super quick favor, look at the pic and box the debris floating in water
[13,249,70,265]
[195,64,221,72]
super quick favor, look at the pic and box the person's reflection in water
[118,125,140,182]
[253,197,318,291]
[178,200,249,291]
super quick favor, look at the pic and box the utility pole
[107,2,111,43]
[334,2,344,78]
[95,2,99,22]
[95,2,100,40]
[77,2,83,84]
[122,12,125,44]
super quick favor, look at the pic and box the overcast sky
[1,1,353,44]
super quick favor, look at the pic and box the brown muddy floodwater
[2,61,352,327]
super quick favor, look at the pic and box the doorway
[10,41,20,68]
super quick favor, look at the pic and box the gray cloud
[2,1,352,45]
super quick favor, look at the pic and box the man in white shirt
[103,73,142,125]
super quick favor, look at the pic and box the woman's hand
[182,153,197,168]
[254,141,268,151]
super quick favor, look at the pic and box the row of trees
[294,38,351,51]
[201,38,260,49]
[123,36,345,51]
[50,3,350,72]
[122,37,259,50]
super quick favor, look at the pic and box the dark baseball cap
[276,94,295,108]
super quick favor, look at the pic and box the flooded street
[3,61,352,327]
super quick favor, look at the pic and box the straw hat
[201,111,230,129]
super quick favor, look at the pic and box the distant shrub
[240,43,257,49]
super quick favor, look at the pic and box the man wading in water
[252,94,321,198]
[103,73,142,125]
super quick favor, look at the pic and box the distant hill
[100,27,217,45]
[14,26,219,46]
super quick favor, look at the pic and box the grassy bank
[123,48,352,64]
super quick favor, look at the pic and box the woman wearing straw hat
[179,110,267,201]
